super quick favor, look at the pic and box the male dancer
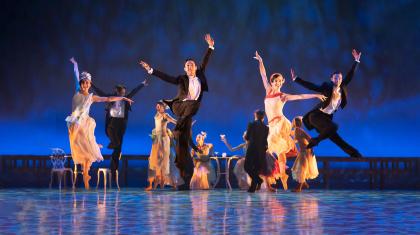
[139,34,215,190]
[244,110,269,193]
[291,49,362,158]
[90,76,148,180]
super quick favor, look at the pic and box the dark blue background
[1,0,419,156]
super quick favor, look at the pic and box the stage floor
[0,189,418,234]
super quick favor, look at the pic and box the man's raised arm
[200,33,215,71]
[291,68,323,92]
[342,49,361,86]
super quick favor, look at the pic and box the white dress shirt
[109,100,125,118]
[184,76,201,101]
[320,86,342,115]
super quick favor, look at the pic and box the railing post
[123,156,128,186]
[369,161,373,189]
[323,160,329,189]
[380,160,384,190]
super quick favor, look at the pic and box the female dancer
[146,101,177,191]
[253,51,325,190]
[220,133,251,190]
[190,132,216,190]
[67,58,133,189]
[291,116,319,192]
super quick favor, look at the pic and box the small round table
[210,156,239,190]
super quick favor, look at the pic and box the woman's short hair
[270,73,284,83]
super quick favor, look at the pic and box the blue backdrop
[0,0,419,156]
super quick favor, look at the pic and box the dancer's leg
[244,159,261,192]
[329,132,361,158]
[308,111,337,142]
[292,182,303,192]
[145,178,154,191]
[264,177,276,192]
[175,117,194,189]
[83,161,91,190]
[109,119,125,181]
[278,153,288,191]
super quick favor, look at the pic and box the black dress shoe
[247,187,256,193]
[350,152,363,158]
[306,138,319,149]
[177,184,190,191]
[256,177,263,190]
[248,182,257,193]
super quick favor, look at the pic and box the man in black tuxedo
[91,79,148,180]
[291,49,362,158]
[244,110,269,193]
[139,34,215,190]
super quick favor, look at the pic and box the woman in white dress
[146,101,177,190]
[67,58,133,189]
[220,133,251,190]
[253,51,325,191]
[190,132,216,190]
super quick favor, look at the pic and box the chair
[96,168,120,190]
[49,148,74,190]
[73,163,84,188]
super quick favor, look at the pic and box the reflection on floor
[0,189,418,233]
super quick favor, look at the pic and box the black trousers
[244,157,263,186]
[166,100,200,186]
[308,110,359,156]
[106,117,126,179]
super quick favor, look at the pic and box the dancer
[244,110,269,193]
[70,59,149,182]
[146,101,177,191]
[67,58,133,189]
[139,34,215,190]
[220,133,251,190]
[291,49,362,158]
[190,132,216,190]
[291,116,319,192]
[253,51,326,190]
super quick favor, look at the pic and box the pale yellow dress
[66,93,103,167]
[264,92,295,179]
[190,144,216,190]
[291,128,319,183]
[148,114,171,180]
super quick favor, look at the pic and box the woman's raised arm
[253,51,271,93]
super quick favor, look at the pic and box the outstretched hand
[205,33,215,47]
[124,97,134,105]
[316,94,327,101]
[70,57,77,64]
[138,60,151,72]
[253,51,263,62]
[290,68,297,81]
[352,49,362,61]
[220,134,226,142]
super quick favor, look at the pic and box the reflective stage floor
[0,189,418,234]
